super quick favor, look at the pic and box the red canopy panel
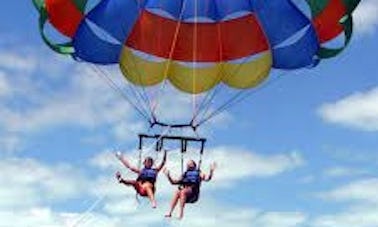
[126,11,269,62]
[46,0,84,38]
[312,0,347,43]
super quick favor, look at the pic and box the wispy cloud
[313,178,378,227]
[323,166,369,178]
[353,0,378,35]
[318,87,378,131]
[318,178,378,204]
[0,157,89,209]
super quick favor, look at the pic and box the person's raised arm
[115,152,140,174]
[156,150,167,172]
[202,162,216,182]
[164,168,181,185]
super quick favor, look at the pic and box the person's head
[144,157,154,168]
[186,160,197,171]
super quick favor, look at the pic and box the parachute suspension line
[89,65,150,120]
[117,53,157,117]
[190,19,225,126]
[191,77,223,127]
[198,140,205,170]
[126,0,156,120]
[96,64,151,120]
[121,64,151,115]
[191,0,198,126]
[197,71,288,127]
[149,0,187,120]
[181,139,185,175]
[193,56,255,127]
[191,12,256,127]
[89,64,151,122]
[194,36,276,127]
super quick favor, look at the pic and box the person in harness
[164,160,216,219]
[115,150,167,208]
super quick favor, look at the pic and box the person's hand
[210,162,217,171]
[115,151,123,160]
[163,167,170,176]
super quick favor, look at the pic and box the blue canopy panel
[144,0,184,19]
[72,0,143,64]
[72,21,121,64]
[253,0,319,69]
[253,0,307,44]
[216,0,253,20]
[144,0,255,21]
[273,26,319,69]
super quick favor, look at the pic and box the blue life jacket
[137,168,157,184]
[181,170,201,186]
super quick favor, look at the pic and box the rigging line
[90,64,150,118]
[197,70,287,127]
[194,57,259,126]
[190,20,223,124]
[150,0,188,118]
[71,194,105,227]
[192,33,264,126]
[118,61,155,120]
[95,63,151,117]
[192,78,221,122]
[131,0,156,118]
[191,0,198,124]
[119,48,156,120]
[88,64,150,121]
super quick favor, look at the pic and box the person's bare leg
[165,190,180,217]
[143,183,157,208]
[116,171,136,186]
[178,188,191,219]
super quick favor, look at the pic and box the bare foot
[152,201,157,209]
[165,214,172,218]
[115,171,122,182]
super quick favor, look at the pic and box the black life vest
[181,169,201,186]
[137,168,157,184]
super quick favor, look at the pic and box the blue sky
[0,1,378,227]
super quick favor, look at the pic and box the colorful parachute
[33,0,361,127]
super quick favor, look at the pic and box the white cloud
[353,0,378,35]
[318,87,378,131]
[311,178,378,227]
[252,212,307,227]
[0,157,89,209]
[323,166,369,178]
[312,205,378,227]
[0,134,21,153]
[318,178,378,204]
[0,46,144,156]
[202,147,304,185]
[0,208,74,227]
[0,71,11,97]
[0,51,37,73]
[1,67,134,133]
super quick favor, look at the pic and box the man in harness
[164,160,216,219]
[115,150,167,208]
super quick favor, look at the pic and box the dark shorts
[183,186,200,204]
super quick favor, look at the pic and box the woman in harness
[164,160,216,219]
[115,150,167,208]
